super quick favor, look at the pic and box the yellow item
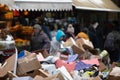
[76,32,90,40]
[86,71,94,76]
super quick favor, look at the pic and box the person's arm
[42,34,51,51]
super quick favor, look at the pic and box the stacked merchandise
[0,4,15,57]
[1,37,120,80]
[9,25,33,51]
[0,29,16,63]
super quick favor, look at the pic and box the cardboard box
[107,75,120,80]
[108,66,120,80]
[0,54,16,77]
[34,73,64,80]
[58,66,73,80]
[13,76,33,80]
[98,61,107,72]
[72,45,85,55]
[76,38,94,50]
[62,37,85,55]
[18,50,32,59]
[17,53,41,75]
[63,37,77,47]
[33,69,50,78]
[34,75,44,80]
[8,71,18,79]
[44,73,64,80]
[32,49,49,58]
[107,62,120,80]
[109,62,120,72]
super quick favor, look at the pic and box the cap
[33,24,42,30]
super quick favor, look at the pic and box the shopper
[50,30,65,55]
[50,23,58,40]
[104,21,120,64]
[88,21,103,49]
[64,24,75,41]
[30,24,51,52]
[75,28,90,40]
[42,22,52,41]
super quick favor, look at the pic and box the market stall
[0,4,18,80]
[72,0,120,12]
[11,0,72,11]
[9,25,33,52]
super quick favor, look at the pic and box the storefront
[1,0,74,52]
[72,0,120,12]
[2,0,120,26]
[10,0,73,26]
[72,0,120,28]
[0,0,15,28]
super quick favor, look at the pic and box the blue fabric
[18,50,25,59]
[56,30,65,42]
[67,54,78,63]
[75,61,92,70]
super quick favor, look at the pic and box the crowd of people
[12,16,120,64]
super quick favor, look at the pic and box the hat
[33,24,42,30]
[56,30,65,42]
[76,32,89,40]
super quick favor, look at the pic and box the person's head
[54,23,58,30]
[112,20,119,31]
[91,21,99,29]
[75,32,90,40]
[33,24,42,34]
[35,16,44,24]
[81,28,89,34]
[56,30,65,42]
[67,24,74,33]
[112,20,119,26]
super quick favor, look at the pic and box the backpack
[104,31,120,51]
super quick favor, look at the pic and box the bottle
[100,50,108,58]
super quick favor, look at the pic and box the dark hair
[112,20,120,31]
[81,28,89,34]
[112,20,119,26]
[91,21,99,25]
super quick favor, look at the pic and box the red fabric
[55,59,76,72]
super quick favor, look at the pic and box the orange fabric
[76,32,90,40]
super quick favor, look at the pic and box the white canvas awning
[73,0,120,12]
[12,0,72,11]
[0,0,16,9]
[0,0,14,6]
